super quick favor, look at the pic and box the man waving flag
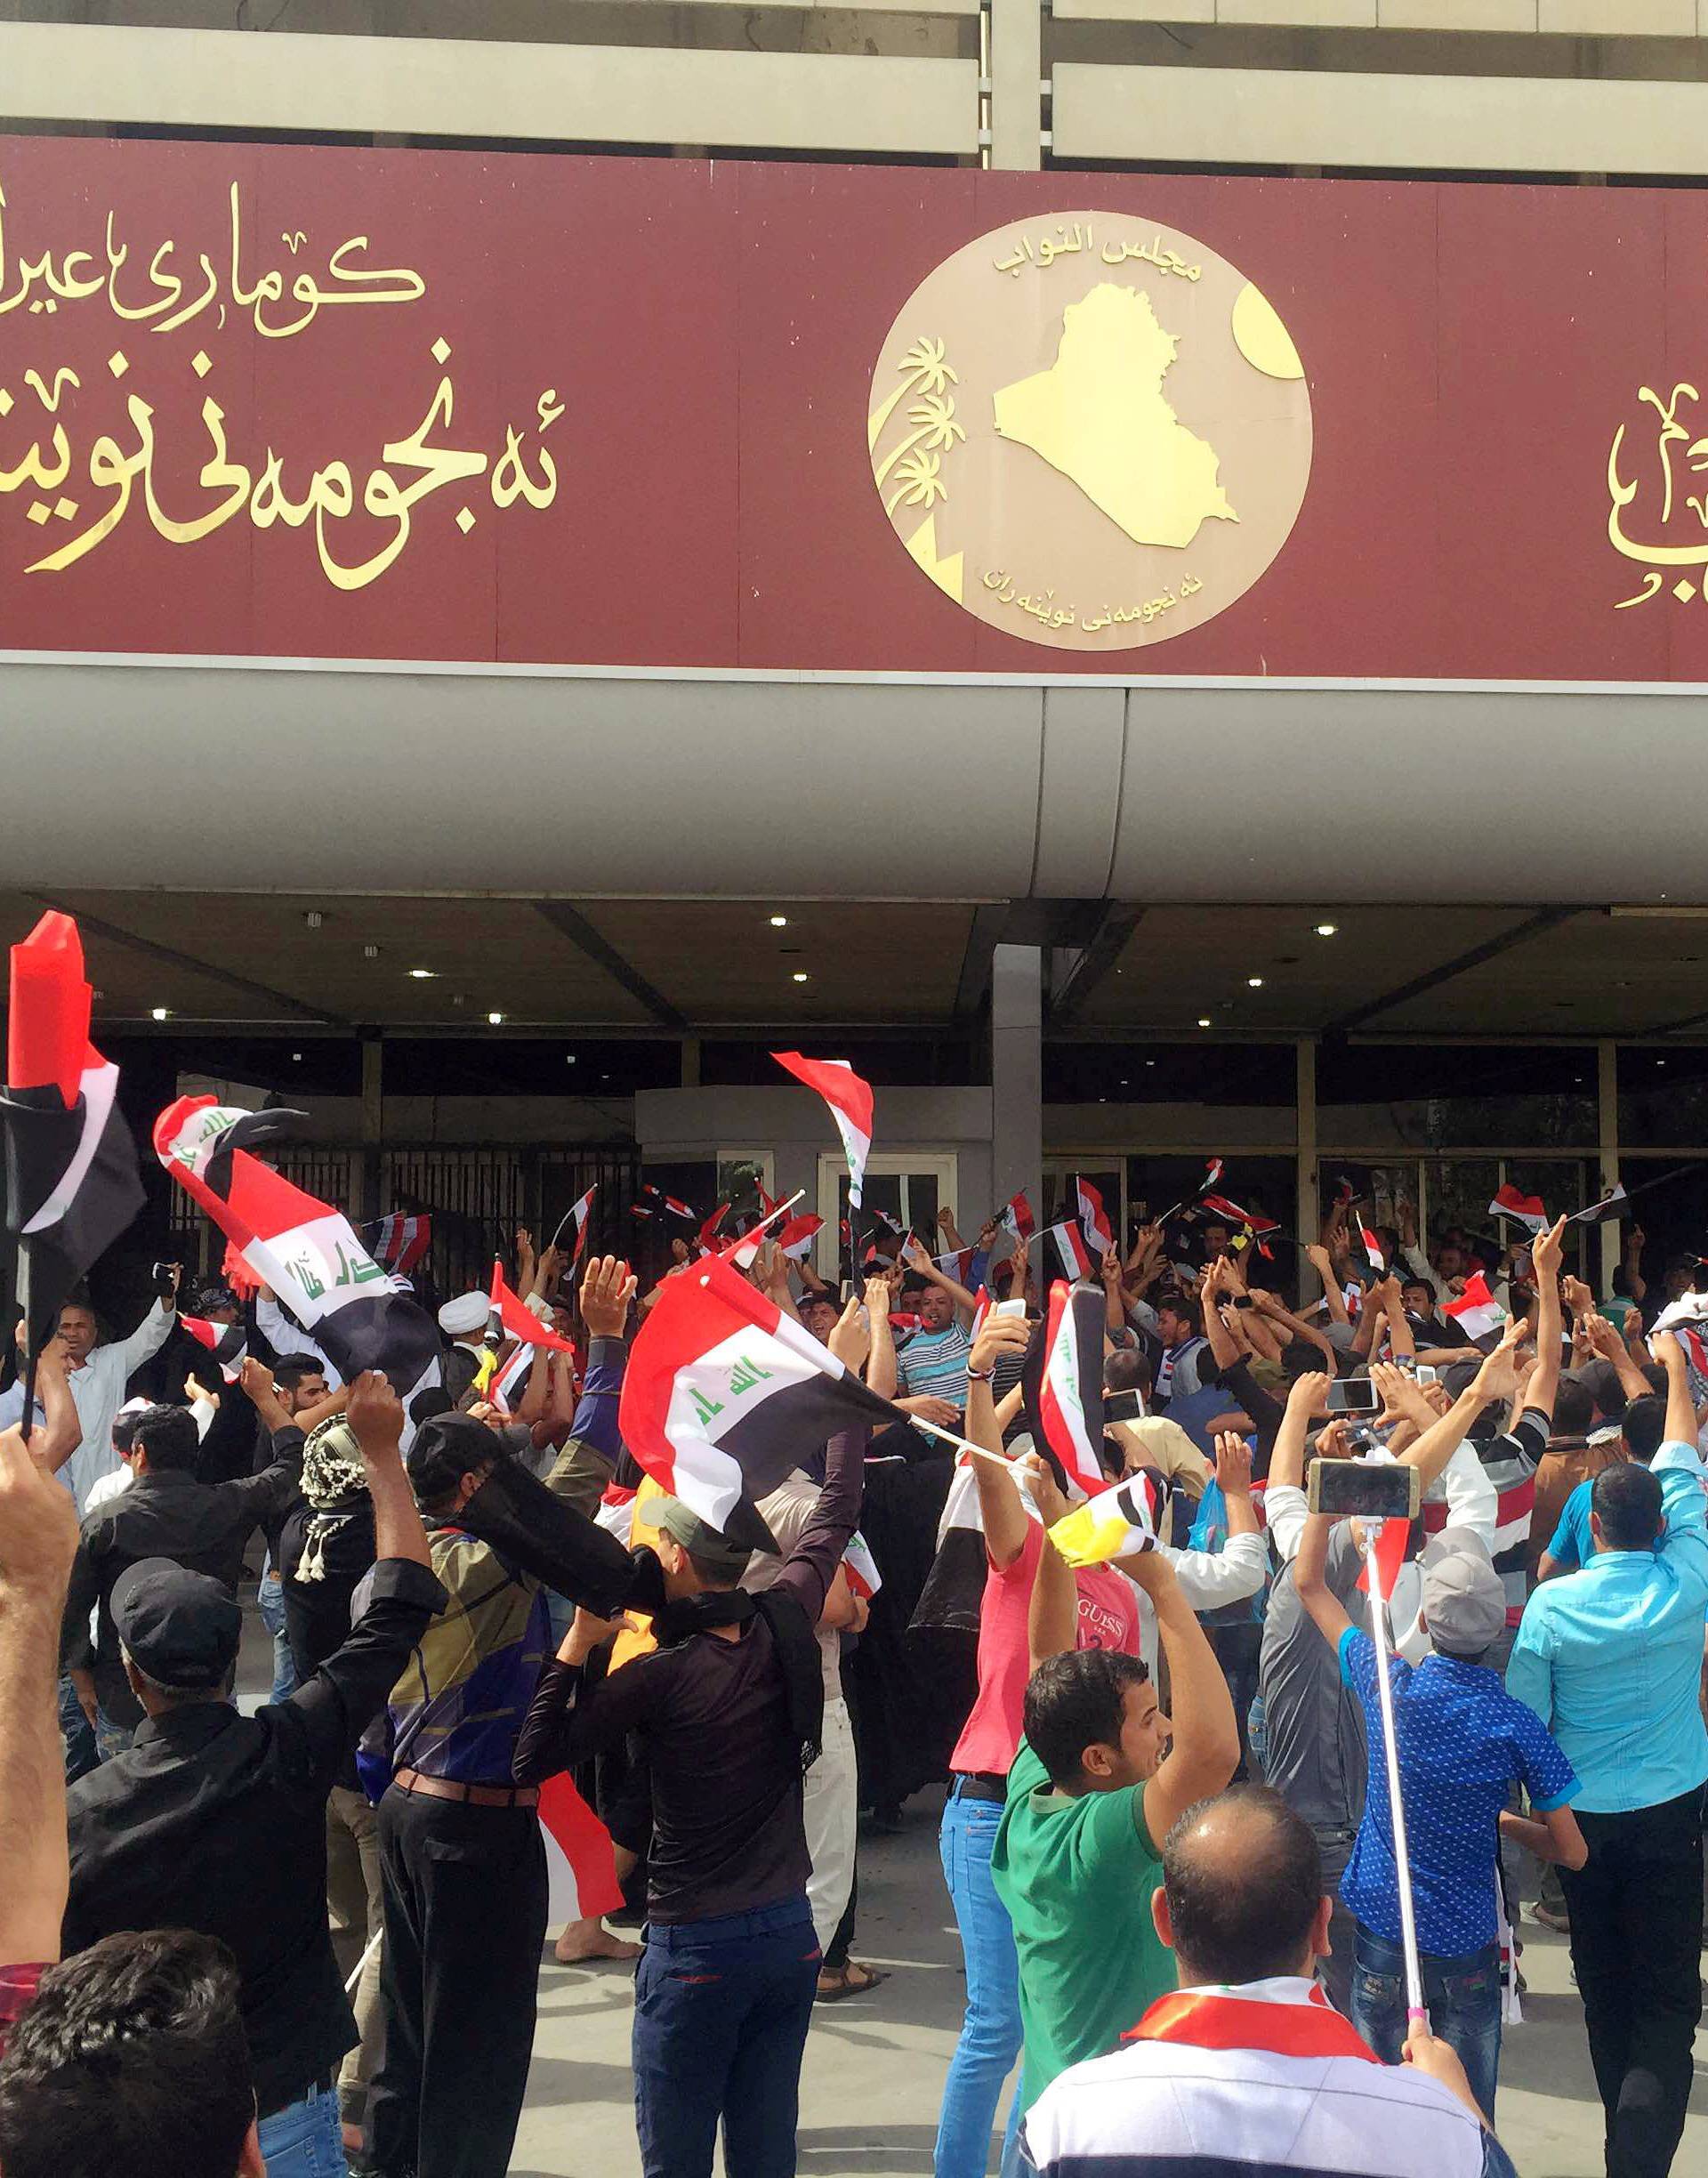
[771,1052,874,1209]
[155,1094,439,1403]
[619,1249,892,1549]
[1,911,145,1347]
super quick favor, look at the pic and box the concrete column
[1597,1038,1620,1294]
[1296,1037,1319,1303]
[991,943,1042,1220]
[987,0,1041,171]
[360,1032,384,1223]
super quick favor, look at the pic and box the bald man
[1017,1787,1518,2178]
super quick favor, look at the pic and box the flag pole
[1360,1519,1427,2031]
[344,1922,383,1996]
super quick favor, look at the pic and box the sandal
[816,1960,889,2002]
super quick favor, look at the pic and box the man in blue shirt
[1535,1391,1668,1581]
[1295,1516,1583,2118]
[1506,1330,1708,2178]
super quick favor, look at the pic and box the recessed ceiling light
[1314,922,1338,938]
[487,1011,504,1026]
[769,914,789,928]
[565,1054,577,1065]
[1247,975,1265,988]
[292,1051,302,1061]
[792,972,810,984]
[1196,1016,1212,1028]
[150,1006,170,1021]
[408,967,437,980]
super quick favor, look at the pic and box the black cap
[406,1411,505,1503]
[110,1559,242,1690]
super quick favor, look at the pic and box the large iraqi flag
[1,912,146,1346]
[154,1095,440,1402]
[619,1247,894,1549]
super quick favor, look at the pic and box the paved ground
[512,1792,1708,2178]
[237,1599,1707,2176]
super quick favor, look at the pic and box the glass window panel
[1317,1045,1596,1150]
[1617,1047,1708,1149]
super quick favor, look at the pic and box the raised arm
[0,1425,80,1967]
[1025,1458,1080,1671]
[1652,1330,1702,1455]
[1253,1284,1337,1369]
[1305,1242,1352,1329]
[866,1273,898,1400]
[904,1237,979,1319]
[115,1277,179,1375]
[1525,1216,1567,1424]
[1395,1325,1525,1495]
[1293,1505,1356,1653]
[1264,1369,1333,1564]
[1133,1548,1240,1843]
[772,1295,871,1623]
[964,1314,1035,1569]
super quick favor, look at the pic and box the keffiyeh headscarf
[292,1417,368,1585]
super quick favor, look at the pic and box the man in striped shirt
[1019,1787,1517,2178]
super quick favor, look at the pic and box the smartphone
[1307,1457,1420,1521]
[992,1298,1027,1321]
[1325,1376,1381,1416]
[1106,1389,1142,1424]
[1414,1363,1438,1386]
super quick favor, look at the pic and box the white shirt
[1125,1531,1268,1678]
[57,1300,177,1512]
[255,1294,342,1389]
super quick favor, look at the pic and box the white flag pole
[1360,1519,1428,2029]
[344,1922,383,1996]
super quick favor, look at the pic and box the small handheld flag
[1,912,146,1349]
[1443,1272,1504,1342]
[365,1212,433,1279]
[1002,1192,1035,1243]
[1076,1176,1114,1260]
[180,1313,248,1383]
[552,1185,598,1266]
[487,1259,576,1354]
[771,1053,874,1209]
[1489,1185,1548,1237]
[1022,1279,1107,1499]
[1047,1468,1170,1569]
[1044,1218,1097,1282]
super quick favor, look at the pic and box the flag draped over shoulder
[154,1094,440,1402]
[619,1248,894,1549]
[771,1052,874,1208]
[1,912,146,1346]
[1022,1279,1107,1498]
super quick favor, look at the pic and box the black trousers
[1560,1787,1704,2178]
[371,1789,548,2178]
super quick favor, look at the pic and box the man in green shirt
[991,1445,1243,2114]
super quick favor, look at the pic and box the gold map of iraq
[993,284,1237,550]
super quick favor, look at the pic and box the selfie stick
[1359,1518,1428,2030]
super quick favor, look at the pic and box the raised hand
[580,1254,638,1340]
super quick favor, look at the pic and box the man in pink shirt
[934,1321,1262,2178]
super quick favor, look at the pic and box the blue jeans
[58,1674,98,1784]
[632,1898,820,2178]
[258,1563,298,1705]
[256,2085,343,2178]
[937,1786,1022,2178]
[1351,1923,1503,2121]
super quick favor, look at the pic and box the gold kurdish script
[0,177,560,591]
[1607,383,1708,612]
[867,213,1314,651]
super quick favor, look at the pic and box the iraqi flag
[1444,1271,1505,1343]
[967,1284,992,1345]
[1,912,146,1347]
[642,1185,698,1221]
[1200,1157,1226,1194]
[181,1312,248,1383]
[935,1246,975,1287]
[540,1771,624,1929]
[618,1248,895,1549]
[1489,1186,1548,1237]
[365,1212,432,1278]
[1571,1182,1630,1225]
[1076,1177,1114,1260]
[553,1185,597,1266]
[488,1260,576,1354]
[1002,1192,1035,1243]
[1045,1218,1097,1283]
[1201,1192,1278,1240]
[154,1095,439,1402]
[1048,1468,1170,1570]
[697,1202,730,1254]
[842,1531,882,1601]
[1358,1223,1385,1275]
[1022,1279,1107,1498]
[779,1213,824,1262]
[487,1337,537,1415]
[771,1053,874,1209]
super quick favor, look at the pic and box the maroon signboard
[0,139,1703,681]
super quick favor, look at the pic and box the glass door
[816,1152,959,1281]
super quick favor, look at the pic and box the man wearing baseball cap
[1294,1517,1586,2119]
[60,1372,445,2178]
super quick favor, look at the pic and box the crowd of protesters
[0,1162,1704,2178]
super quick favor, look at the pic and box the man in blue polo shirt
[1294,1515,1584,2120]
[1506,1328,1708,2178]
